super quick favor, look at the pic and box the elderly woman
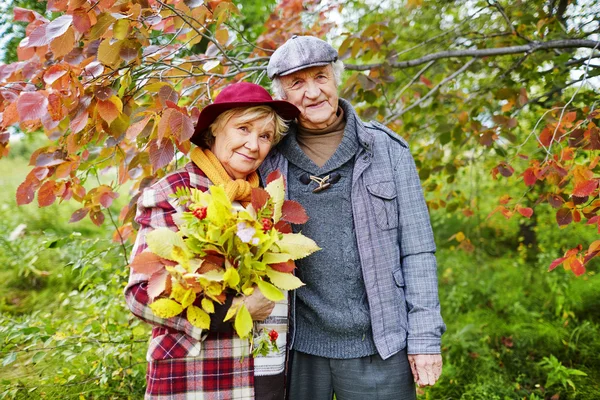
[125,82,300,400]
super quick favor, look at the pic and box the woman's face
[211,113,275,180]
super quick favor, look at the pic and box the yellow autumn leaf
[206,185,233,226]
[113,18,130,40]
[234,303,253,338]
[262,252,293,265]
[187,305,210,329]
[108,95,123,113]
[149,298,183,318]
[256,279,284,302]
[170,282,195,309]
[97,38,123,68]
[265,176,285,222]
[146,227,186,260]
[201,298,215,314]
[223,266,240,288]
[275,233,320,260]
[266,267,304,290]
[223,301,240,322]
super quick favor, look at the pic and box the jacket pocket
[147,331,201,361]
[367,181,398,230]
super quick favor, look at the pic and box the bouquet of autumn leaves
[129,173,319,340]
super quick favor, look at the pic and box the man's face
[279,65,339,130]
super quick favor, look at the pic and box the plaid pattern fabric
[125,162,286,399]
[259,99,446,360]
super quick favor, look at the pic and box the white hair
[270,60,345,100]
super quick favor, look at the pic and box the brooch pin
[299,172,341,193]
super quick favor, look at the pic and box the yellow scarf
[190,147,259,206]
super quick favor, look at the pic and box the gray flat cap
[267,35,338,79]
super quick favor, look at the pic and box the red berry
[261,218,273,231]
[193,207,207,220]
[268,329,278,342]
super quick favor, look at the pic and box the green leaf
[187,305,210,329]
[146,227,186,260]
[149,298,184,318]
[2,352,16,367]
[256,279,285,302]
[276,233,320,260]
[266,267,305,290]
[234,303,253,338]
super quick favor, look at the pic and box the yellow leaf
[262,252,293,265]
[50,27,75,59]
[187,305,210,329]
[171,282,196,308]
[456,232,465,242]
[265,176,285,222]
[206,185,234,226]
[215,28,229,45]
[256,279,284,302]
[108,95,123,113]
[146,227,186,260]
[97,38,123,68]
[234,303,253,338]
[201,298,215,314]
[266,267,304,290]
[149,298,183,318]
[223,266,240,288]
[113,18,130,40]
[89,13,116,41]
[276,233,320,260]
[223,301,240,322]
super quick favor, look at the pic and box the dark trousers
[288,349,416,400]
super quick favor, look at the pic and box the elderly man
[259,35,446,400]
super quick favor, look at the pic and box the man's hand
[407,354,442,387]
[233,289,275,321]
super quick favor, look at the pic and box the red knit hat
[191,82,299,147]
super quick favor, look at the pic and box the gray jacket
[259,99,445,359]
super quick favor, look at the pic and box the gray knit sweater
[277,110,377,358]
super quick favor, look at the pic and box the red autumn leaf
[90,210,105,226]
[568,258,586,276]
[162,108,193,143]
[266,170,283,184]
[539,126,555,147]
[35,152,65,167]
[126,115,152,140]
[69,207,89,223]
[270,260,296,273]
[113,224,134,244]
[499,194,511,205]
[548,256,566,271]
[497,163,514,177]
[70,111,89,134]
[274,220,292,233]
[72,9,92,34]
[148,269,169,299]
[516,206,533,218]
[203,253,225,268]
[523,168,537,186]
[564,111,577,123]
[99,190,119,208]
[547,194,564,209]
[573,179,598,197]
[17,92,49,121]
[46,15,73,40]
[281,200,309,224]
[129,252,165,275]
[149,138,175,172]
[97,99,119,124]
[95,86,115,101]
[251,187,270,210]
[38,180,57,207]
[583,240,600,264]
[16,180,36,205]
[43,65,68,85]
[556,208,573,227]
[420,75,432,88]
[48,0,68,12]
[13,7,45,23]
[159,85,179,106]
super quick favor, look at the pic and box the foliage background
[1,0,600,398]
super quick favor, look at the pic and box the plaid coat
[259,99,446,360]
[125,163,287,399]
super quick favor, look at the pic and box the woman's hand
[233,289,275,321]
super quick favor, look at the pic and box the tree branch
[385,58,477,123]
[345,39,600,71]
